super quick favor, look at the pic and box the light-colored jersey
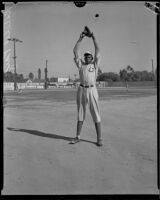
[74,56,100,86]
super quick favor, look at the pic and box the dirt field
[2,87,158,194]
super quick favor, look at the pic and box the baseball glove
[83,26,93,37]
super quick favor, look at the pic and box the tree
[132,71,141,81]
[16,74,24,82]
[38,68,41,80]
[29,72,34,80]
[19,74,24,80]
[126,65,134,81]
[50,77,57,82]
[140,70,149,81]
[126,65,134,73]
[4,71,14,82]
[97,72,120,82]
[119,65,135,82]
[119,69,129,87]
[97,73,108,82]
[128,70,154,81]
[119,69,128,81]
[4,72,26,82]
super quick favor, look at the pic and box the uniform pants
[77,86,101,123]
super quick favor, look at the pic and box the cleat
[70,137,81,144]
[96,140,103,147]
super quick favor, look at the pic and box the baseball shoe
[70,137,81,144]
[96,140,103,147]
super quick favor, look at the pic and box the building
[57,77,69,83]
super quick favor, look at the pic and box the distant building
[25,79,44,88]
[50,76,70,83]
[57,77,69,83]
[3,77,70,90]
[26,79,32,84]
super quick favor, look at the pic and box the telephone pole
[151,59,154,80]
[8,38,22,91]
[44,59,48,89]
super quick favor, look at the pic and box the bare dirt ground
[2,88,158,194]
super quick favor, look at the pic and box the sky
[3,1,157,79]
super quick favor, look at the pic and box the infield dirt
[2,89,158,194]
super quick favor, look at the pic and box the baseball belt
[80,84,94,88]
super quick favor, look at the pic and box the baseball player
[71,26,102,147]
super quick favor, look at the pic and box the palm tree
[126,65,134,73]
[126,65,134,81]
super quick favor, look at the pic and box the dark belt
[80,84,94,88]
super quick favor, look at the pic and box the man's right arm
[73,33,85,68]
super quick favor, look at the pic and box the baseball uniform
[74,54,101,123]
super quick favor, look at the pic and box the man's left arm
[91,33,100,67]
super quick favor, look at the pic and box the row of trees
[4,68,42,82]
[28,68,42,80]
[4,71,25,82]
[4,66,156,83]
[3,71,71,83]
[96,66,156,82]
[4,71,35,82]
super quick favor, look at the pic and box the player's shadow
[7,127,96,145]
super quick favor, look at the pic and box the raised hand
[80,32,86,39]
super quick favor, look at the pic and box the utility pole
[8,38,22,91]
[44,59,48,89]
[151,59,154,80]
